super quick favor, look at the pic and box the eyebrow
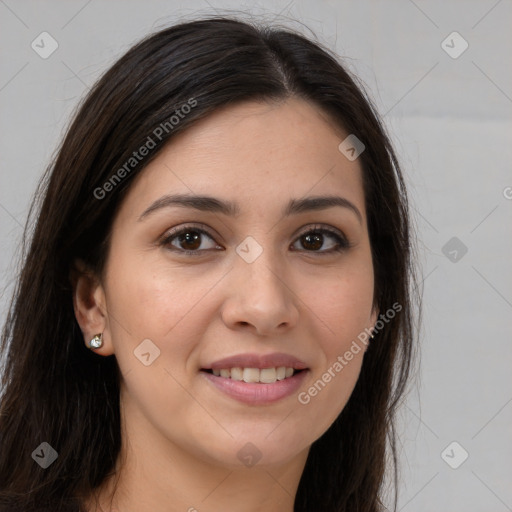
[138,193,363,224]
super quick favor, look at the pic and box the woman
[0,16,418,512]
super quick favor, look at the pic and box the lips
[200,368,309,405]
[200,352,310,405]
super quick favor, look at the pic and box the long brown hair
[0,16,419,512]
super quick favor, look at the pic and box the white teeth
[230,367,243,380]
[210,366,298,383]
[243,368,260,383]
[259,368,277,383]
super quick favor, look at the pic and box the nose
[220,248,300,336]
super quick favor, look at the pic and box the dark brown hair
[0,16,419,512]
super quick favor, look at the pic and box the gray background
[1,0,511,510]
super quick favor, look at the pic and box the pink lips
[201,369,308,405]
[200,352,309,405]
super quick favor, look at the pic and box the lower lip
[201,370,309,405]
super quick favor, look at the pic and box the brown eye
[300,232,323,251]
[292,227,350,254]
[161,226,221,255]
[176,231,202,251]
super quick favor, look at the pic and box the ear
[70,259,114,355]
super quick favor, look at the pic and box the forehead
[121,98,366,219]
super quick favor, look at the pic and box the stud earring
[88,332,103,349]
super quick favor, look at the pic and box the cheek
[303,260,374,343]
[295,301,370,443]
[105,261,215,425]
[292,260,373,434]
[104,252,225,386]
[107,252,213,337]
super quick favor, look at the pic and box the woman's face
[97,97,377,469]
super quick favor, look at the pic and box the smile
[205,366,300,383]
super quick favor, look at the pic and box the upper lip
[203,352,309,371]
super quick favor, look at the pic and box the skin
[73,97,378,512]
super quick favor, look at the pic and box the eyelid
[162,223,217,240]
[294,223,346,240]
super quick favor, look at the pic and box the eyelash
[160,224,351,256]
